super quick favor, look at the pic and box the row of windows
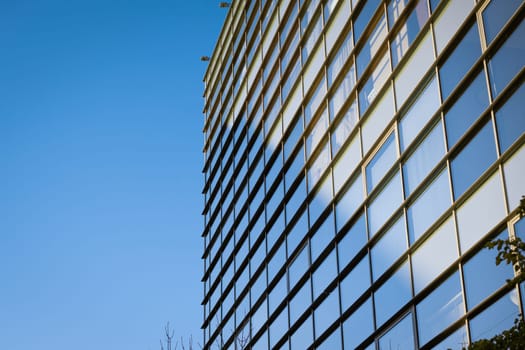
[202,0,523,301]
[201,0,524,348]
[207,172,525,349]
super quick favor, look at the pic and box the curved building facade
[201,0,525,349]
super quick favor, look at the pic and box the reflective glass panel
[469,290,521,342]
[495,82,525,153]
[457,172,506,253]
[338,213,368,267]
[317,326,342,350]
[357,15,388,77]
[359,51,391,115]
[335,174,364,230]
[366,132,398,194]
[331,100,358,157]
[312,249,337,300]
[450,121,497,199]
[463,230,514,310]
[482,0,522,45]
[354,0,381,42]
[390,0,429,67]
[488,19,525,97]
[333,133,361,193]
[368,172,403,237]
[504,144,525,211]
[374,261,412,326]
[432,326,468,350]
[444,70,489,149]
[378,313,415,350]
[314,288,340,336]
[342,298,374,350]
[433,0,474,54]
[291,315,313,349]
[407,169,451,243]
[412,217,458,293]
[394,31,434,107]
[439,23,481,100]
[416,272,464,346]
[399,76,440,150]
[340,254,371,310]
[290,279,312,324]
[403,121,445,196]
[371,216,407,281]
[362,88,395,154]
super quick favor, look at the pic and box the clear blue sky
[0,1,225,349]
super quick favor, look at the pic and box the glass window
[327,30,354,87]
[439,23,481,100]
[504,144,525,211]
[390,0,429,67]
[303,41,326,94]
[495,82,525,153]
[354,0,381,42]
[317,327,342,350]
[310,213,335,263]
[450,121,497,199]
[371,216,407,281]
[374,261,412,326]
[416,272,464,346]
[314,288,340,336]
[407,169,451,243]
[286,172,306,220]
[288,241,309,289]
[252,295,267,335]
[291,314,314,349]
[457,172,506,253]
[403,121,445,196]
[444,70,489,149]
[488,18,525,97]
[312,249,337,300]
[325,0,351,53]
[378,313,415,350]
[329,64,356,120]
[359,50,391,115]
[366,132,398,194]
[482,0,522,45]
[269,275,287,315]
[463,230,514,310]
[331,100,358,158]
[333,131,361,193]
[433,0,474,54]
[306,110,329,159]
[368,172,403,237]
[340,254,371,310]
[469,290,521,342]
[290,279,312,325]
[338,213,368,267]
[362,88,395,154]
[270,306,288,348]
[308,142,330,188]
[302,13,323,62]
[394,31,434,107]
[284,113,303,160]
[432,326,468,350]
[399,76,440,151]
[305,76,326,125]
[335,174,364,230]
[357,15,388,77]
[342,298,374,350]
[412,217,458,293]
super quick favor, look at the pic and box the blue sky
[0,1,224,349]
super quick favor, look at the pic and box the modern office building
[201,0,524,349]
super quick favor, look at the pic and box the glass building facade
[201,0,525,349]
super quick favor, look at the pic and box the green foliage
[486,236,525,285]
[464,318,525,350]
[465,197,525,349]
